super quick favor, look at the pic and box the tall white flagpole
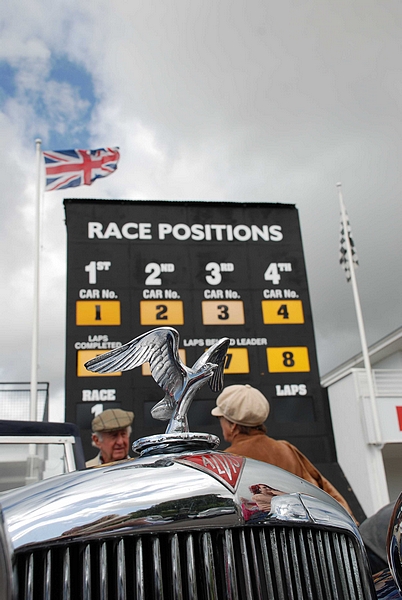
[30,139,42,421]
[337,183,382,445]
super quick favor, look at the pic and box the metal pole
[30,139,42,421]
[337,183,382,445]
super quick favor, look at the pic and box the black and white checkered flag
[339,212,359,282]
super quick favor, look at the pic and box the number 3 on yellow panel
[140,300,184,325]
[202,301,245,325]
[266,347,310,372]
[261,300,304,324]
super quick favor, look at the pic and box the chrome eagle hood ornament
[84,327,230,435]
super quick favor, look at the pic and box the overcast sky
[0,1,401,421]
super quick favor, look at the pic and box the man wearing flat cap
[86,408,134,468]
[212,384,355,520]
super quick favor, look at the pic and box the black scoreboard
[64,199,336,468]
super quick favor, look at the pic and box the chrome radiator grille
[15,525,374,600]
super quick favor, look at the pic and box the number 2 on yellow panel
[140,300,184,325]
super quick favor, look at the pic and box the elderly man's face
[93,427,130,463]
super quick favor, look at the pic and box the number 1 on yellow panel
[76,301,121,326]
[261,300,304,324]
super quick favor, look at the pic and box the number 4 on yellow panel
[261,300,304,324]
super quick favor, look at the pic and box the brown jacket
[225,429,355,519]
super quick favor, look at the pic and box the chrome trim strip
[82,544,91,599]
[248,528,263,600]
[185,533,198,599]
[62,547,70,600]
[133,432,220,455]
[348,536,365,600]
[222,529,238,600]
[270,528,285,599]
[316,530,332,599]
[323,531,337,596]
[341,533,356,599]
[333,532,349,598]
[288,528,303,597]
[279,527,294,598]
[64,442,76,473]
[239,529,253,599]
[170,533,183,600]
[259,529,275,597]
[100,541,108,600]
[152,536,164,599]
[388,492,402,593]
[135,537,144,600]
[202,532,218,600]
[0,436,76,444]
[117,539,126,600]
[306,529,324,599]
[298,529,314,600]
[26,553,33,600]
[44,549,51,600]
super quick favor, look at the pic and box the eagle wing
[84,327,187,395]
[192,337,230,392]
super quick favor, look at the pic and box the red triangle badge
[175,453,245,492]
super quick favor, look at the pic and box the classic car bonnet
[0,447,356,551]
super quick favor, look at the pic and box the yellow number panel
[77,350,122,377]
[76,301,121,326]
[261,300,304,324]
[224,348,249,374]
[142,349,187,376]
[202,301,245,325]
[266,347,310,373]
[140,301,184,325]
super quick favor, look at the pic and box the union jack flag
[43,147,120,191]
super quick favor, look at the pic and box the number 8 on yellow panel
[266,347,310,372]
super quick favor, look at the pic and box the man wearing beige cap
[212,384,355,519]
[85,408,134,467]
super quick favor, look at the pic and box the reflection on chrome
[84,327,230,433]
[388,492,402,593]
[0,445,378,599]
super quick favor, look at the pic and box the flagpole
[30,139,42,421]
[337,183,382,445]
